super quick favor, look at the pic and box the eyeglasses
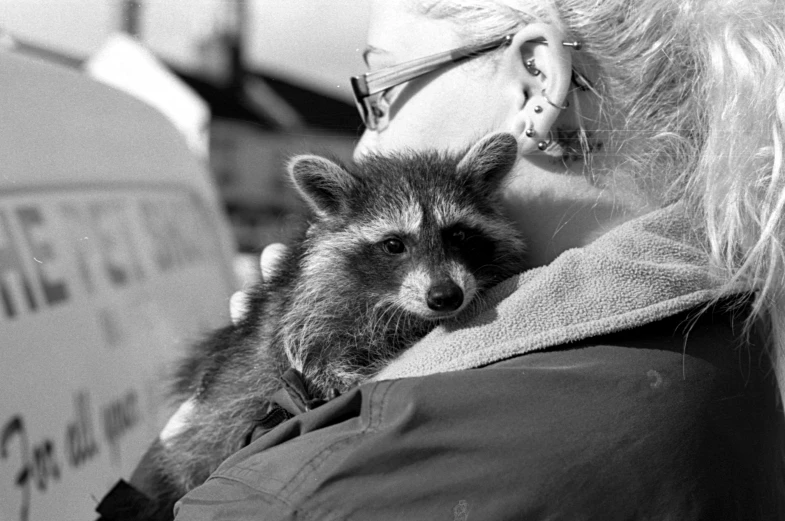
[350,35,590,132]
[351,34,515,132]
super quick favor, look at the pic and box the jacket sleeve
[174,313,780,521]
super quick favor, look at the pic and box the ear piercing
[526,124,550,151]
[542,89,569,110]
[538,133,553,151]
[525,39,581,151]
[524,58,541,76]
[529,37,584,50]
[525,40,584,76]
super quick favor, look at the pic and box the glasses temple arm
[359,35,514,97]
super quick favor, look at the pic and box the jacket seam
[279,380,395,503]
[308,383,397,521]
[184,474,294,513]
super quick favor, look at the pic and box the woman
[151,0,785,519]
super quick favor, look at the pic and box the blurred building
[178,5,360,251]
[1,0,362,253]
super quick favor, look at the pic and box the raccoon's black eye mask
[444,225,488,251]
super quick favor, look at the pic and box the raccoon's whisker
[374,299,403,335]
[391,306,407,341]
[368,297,417,354]
[472,250,520,268]
[386,301,409,334]
[470,253,524,279]
[465,290,491,315]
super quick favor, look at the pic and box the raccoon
[140,132,528,520]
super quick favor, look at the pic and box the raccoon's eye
[381,238,406,255]
[452,230,466,242]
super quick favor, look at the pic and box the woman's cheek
[355,117,438,156]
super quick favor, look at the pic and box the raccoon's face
[288,132,526,321]
[339,205,510,320]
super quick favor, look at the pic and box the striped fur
[145,132,528,520]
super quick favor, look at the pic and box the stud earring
[524,58,541,76]
[533,105,543,114]
[537,131,553,151]
[525,127,536,137]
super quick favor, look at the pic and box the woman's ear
[503,23,574,155]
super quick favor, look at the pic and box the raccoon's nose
[427,283,464,312]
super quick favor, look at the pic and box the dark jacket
[173,305,782,520]
[98,204,784,520]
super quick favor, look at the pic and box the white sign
[0,49,236,521]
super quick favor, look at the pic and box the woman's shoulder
[175,302,781,521]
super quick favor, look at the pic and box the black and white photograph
[2,1,785,520]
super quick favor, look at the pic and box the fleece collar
[375,203,726,381]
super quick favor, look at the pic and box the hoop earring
[542,89,569,110]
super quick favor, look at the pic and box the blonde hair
[419,0,785,405]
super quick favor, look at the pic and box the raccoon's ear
[456,132,519,188]
[287,155,357,217]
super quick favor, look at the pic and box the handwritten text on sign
[1,390,140,521]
